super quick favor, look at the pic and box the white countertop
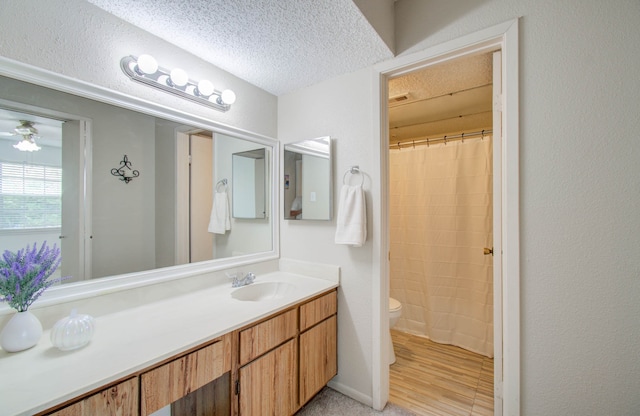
[0,271,338,416]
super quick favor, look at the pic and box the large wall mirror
[0,71,277,290]
[283,136,332,220]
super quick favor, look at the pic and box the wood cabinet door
[239,338,297,416]
[299,315,337,405]
[47,377,138,416]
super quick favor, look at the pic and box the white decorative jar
[50,309,95,351]
[0,310,43,353]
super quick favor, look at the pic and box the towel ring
[216,178,228,192]
[343,166,364,186]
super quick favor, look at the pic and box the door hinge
[188,154,192,165]
[235,379,240,395]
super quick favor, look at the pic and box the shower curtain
[389,136,493,357]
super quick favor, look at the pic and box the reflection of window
[0,162,61,230]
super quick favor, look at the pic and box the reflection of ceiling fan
[0,120,42,152]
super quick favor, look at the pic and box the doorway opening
[387,51,496,415]
[373,19,519,416]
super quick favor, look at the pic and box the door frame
[0,99,92,282]
[372,19,520,415]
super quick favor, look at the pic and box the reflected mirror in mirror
[0,74,275,285]
[283,136,332,220]
[232,148,267,219]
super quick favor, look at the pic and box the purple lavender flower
[0,241,66,312]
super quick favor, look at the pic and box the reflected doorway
[0,106,87,283]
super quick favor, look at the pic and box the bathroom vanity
[0,270,338,416]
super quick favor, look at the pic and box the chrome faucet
[229,272,256,288]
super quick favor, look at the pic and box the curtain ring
[397,141,401,150]
[481,129,485,140]
[444,135,447,145]
[461,132,464,143]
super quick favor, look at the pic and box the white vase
[0,310,43,353]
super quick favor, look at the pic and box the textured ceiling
[85,0,394,96]
[388,53,494,143]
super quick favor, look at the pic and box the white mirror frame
[0,56,280,309]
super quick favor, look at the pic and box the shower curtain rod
[390,129,493,150]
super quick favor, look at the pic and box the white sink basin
[231,281,296,301]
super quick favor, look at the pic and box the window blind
[0,161,62,230]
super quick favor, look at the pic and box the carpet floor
[296,387,416,416]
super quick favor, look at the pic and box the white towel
[208,191,231,234]
[335,184,367,247]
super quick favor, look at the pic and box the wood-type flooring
[389,330,494,416]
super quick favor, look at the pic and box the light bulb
[196,80,214,96]
[13,137,41,152]
[169,68,189,87]
[136,54,158,75]
[221,89,236,105]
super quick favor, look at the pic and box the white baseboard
[326,380,373,408]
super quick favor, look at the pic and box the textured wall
[279,68,376,401]
[0,0,277,138]
[393,1,640,414]
[280,0,640,413]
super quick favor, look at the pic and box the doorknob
[483,247,493,256]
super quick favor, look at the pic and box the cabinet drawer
[240,308,297,365]
[140,335,231,415]
[300,290,337,331]
[46,377,138,416]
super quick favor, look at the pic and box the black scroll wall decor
[110,155,140,184]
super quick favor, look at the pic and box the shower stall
[389,133,494,357]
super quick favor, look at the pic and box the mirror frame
[0,56,280,308]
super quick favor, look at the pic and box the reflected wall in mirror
[232,148,266,219]
[0,75,275,285]
[283,136,332,220]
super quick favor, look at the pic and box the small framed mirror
[284,136,332,220]
[232,148,267,219]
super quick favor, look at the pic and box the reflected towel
[208,191,231,234]
[335,184,366,247]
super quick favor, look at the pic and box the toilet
[389,297,403,364]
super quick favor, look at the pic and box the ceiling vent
[388,92,411,105]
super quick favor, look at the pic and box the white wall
[280,0,640,414]
[301,154,331,220]
[0,0,277,139]
[279,68,376,400]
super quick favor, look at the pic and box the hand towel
[335,184,367,246]
[208,190,231,234]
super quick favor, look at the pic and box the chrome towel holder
[343,166,364,186]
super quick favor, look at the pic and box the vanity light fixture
[120,54,236,112]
